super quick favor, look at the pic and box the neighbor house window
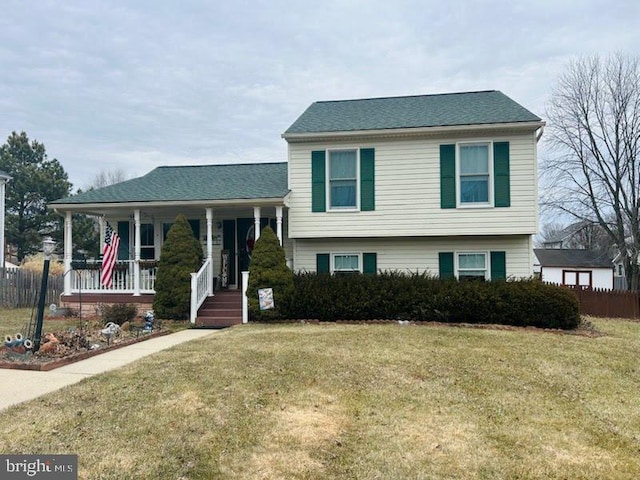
[332,253,360,273]
[329,150,358,209]
[457,252,488,280]
[459,143,490,205]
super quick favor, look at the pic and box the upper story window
[329,150,358,209]
[311,148,375,213]
[440,141,510,209]
[459,144,490,205]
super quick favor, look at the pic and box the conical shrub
[246,225,293,320]
[153,214,203,319]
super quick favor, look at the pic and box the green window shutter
[493,142,510,207]
[117,221,129,260]
[360,148,375,211]
[316,253,330,273]
[311,151,326,212]
[363,252,377,275]
[188,219,200,239]
[440,144,456,209]
[439,252,454,279]
[490,251,506,280]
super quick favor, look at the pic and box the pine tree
[153,214,203,319]
[246,225,293,320]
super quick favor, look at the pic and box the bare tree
[91,169,128,189]
[543,54,640,290]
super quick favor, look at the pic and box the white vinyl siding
[292,235,533,279]
[287,130,537,239]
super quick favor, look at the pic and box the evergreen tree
[153,214,203,319]
[0,131,72,260]
[246,225,294,320]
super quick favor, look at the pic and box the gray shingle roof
[284,90,542,135]
[51,162,288,205]
[534,249,613,268]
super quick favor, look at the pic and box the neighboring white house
[533,248,614,290]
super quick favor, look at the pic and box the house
[282,90,543,279]
[533,248,614,290]
[50,90,544,323]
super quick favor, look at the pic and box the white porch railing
[69,260,157,294]
[190,258,212,324]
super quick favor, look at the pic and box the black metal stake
[33,257,50,352]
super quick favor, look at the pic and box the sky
[0,0,639,191]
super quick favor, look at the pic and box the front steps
[195,289,243,328]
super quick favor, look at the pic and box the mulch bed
[0,327,171,371]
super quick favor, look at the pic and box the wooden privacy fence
[566,286,640,319]
[0,268,64,308]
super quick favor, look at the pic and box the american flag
[100,222,120,288]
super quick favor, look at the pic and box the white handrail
[190,258,212,324]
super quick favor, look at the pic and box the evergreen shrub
[246,226,294,320]
[287,272,580,329]
[153,214,203,320]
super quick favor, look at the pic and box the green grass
[1,318,639,479]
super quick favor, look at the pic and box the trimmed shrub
[102,303,137,326]
[287,272,580,330]
[153,214,204,320]
[246,226,294,320]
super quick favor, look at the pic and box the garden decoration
[143,310,155,331]
[101,322,121,345]
[3,333,33,359]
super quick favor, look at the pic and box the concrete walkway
[0,329,217,412]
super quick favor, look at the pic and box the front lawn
[1,319,639,479]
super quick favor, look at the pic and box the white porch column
[63,211,72,295]
[242,271,249,323]
[253,206,261,242]
[133,209,141,296]
[206,207,214,296]
[275,206,283,246]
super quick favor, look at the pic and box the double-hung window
[459,143,490,205]
[332,253,361,273]
[140,224,155,260]
[329,150,358,209]
[457,252,488,281]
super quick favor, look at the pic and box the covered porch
[48,162,291,320]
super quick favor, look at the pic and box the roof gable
[284,90,542,135]
[51,162,289,205]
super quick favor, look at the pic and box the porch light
[42,236,55,259]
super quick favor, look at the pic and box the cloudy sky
[1,0,638,190]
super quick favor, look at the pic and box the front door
[223,217,277,288]
[236,218,254,288]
